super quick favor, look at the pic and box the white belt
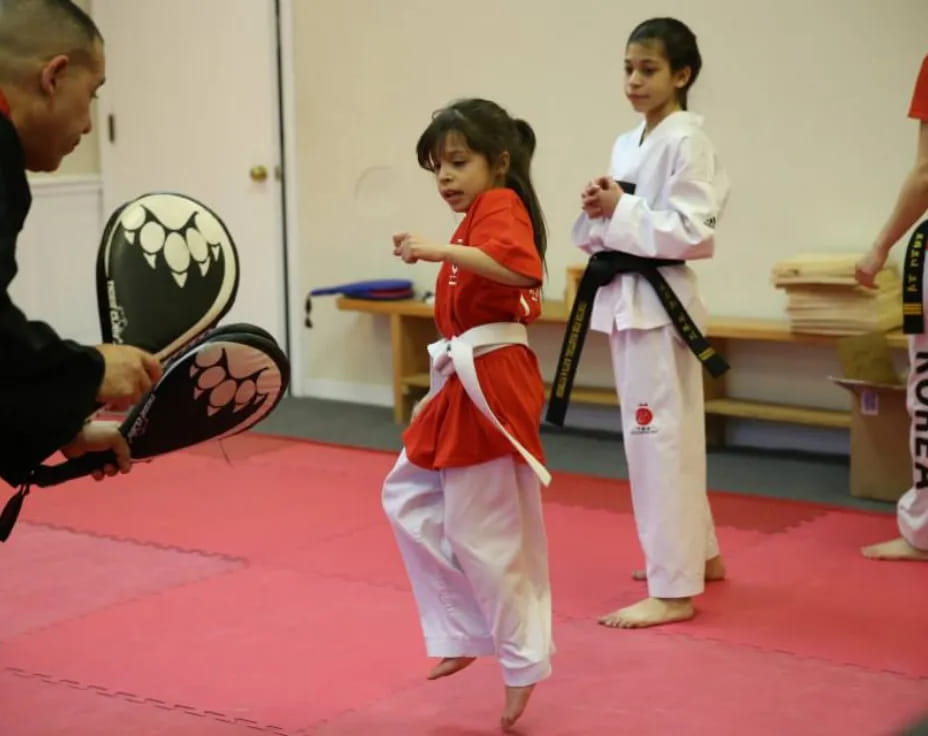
[422,322,551,486]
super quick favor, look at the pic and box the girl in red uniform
[382,98,551,731]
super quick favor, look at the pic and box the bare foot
[500,684,535,731]
[861,537,928,561]
[598,597,695,629]
[632,555,727,582]
[427,657,476,680]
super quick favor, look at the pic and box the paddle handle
[31,451,118,487]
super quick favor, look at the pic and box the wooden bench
[335,297,907,444]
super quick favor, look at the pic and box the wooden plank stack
[771,253,902,335]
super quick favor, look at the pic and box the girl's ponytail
[513,118,537,157]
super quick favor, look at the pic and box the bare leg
[501,684,535,731]
[608,327,714,629]
[881,337,928,560]
[382,453,496,670]
[444,460,553,729]
[427,657,476,680]
[632,554,727,581]
[598,597,695,629]
[861,537,928,561]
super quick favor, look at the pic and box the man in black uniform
[0,0,161,487]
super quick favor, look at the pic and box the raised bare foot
[427,657,476,680]
[704,555,726,580]
[500,684,535,731]
[598,597,695,629]
[861,537,928,561]
[632,555,727,582]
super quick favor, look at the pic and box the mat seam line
[17,520,247,562]
[552,615,928,683]
[2,666,311,735]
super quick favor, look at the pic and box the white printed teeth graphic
[186,227,211,276]
[190,346,264,415]
[196,209,226,245]
[140,221,165,270]
[121,204,146,230]
[164,233,190,286]
[124,207,223,287]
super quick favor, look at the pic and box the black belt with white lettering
[545,250,730,426]
[903,220,928,334]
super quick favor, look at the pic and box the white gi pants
[899,334,928,550]
[609,324,720,598]
[382,321,553,686]
[382,450,553,686]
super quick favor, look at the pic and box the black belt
[546,250,730,426]
[903,220,928,334]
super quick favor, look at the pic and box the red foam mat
[313,622,928,736]
[1,434,925,735]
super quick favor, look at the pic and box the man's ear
[39,55,70,96]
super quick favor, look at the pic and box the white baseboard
[726,420,849,456]
[546,401,849,455]
[546,403,623,434]
[297,381,851,456]
[301,378,394,407]
[26,173,103,197]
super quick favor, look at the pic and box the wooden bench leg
[390,313,436,424]
[389,314,405,423]
[704,338,728,448]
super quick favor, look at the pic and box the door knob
[250,165,268,182]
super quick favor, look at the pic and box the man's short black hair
[0,0,103,82]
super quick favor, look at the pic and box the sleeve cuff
[612,192,639,224]
[478,241,542,282]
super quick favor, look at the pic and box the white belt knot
[421,322,550,486]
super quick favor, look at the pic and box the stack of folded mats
[770,253,902,335]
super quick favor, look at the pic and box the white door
[93,0,288,353]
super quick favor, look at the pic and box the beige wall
[291,0,925,436]
[53,114,99,176]
[61,0,100,176]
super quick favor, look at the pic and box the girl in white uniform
[572,17,731,628]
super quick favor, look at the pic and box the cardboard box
[830,332,911,502]
[831,378,910,501]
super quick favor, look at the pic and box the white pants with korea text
[382,450,553,686]
[900,333,928,550]
[609,324,721,598]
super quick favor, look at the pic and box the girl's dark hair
[416,98,547,260]
[628,17,702,110]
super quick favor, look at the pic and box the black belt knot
[546,250,729,426]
